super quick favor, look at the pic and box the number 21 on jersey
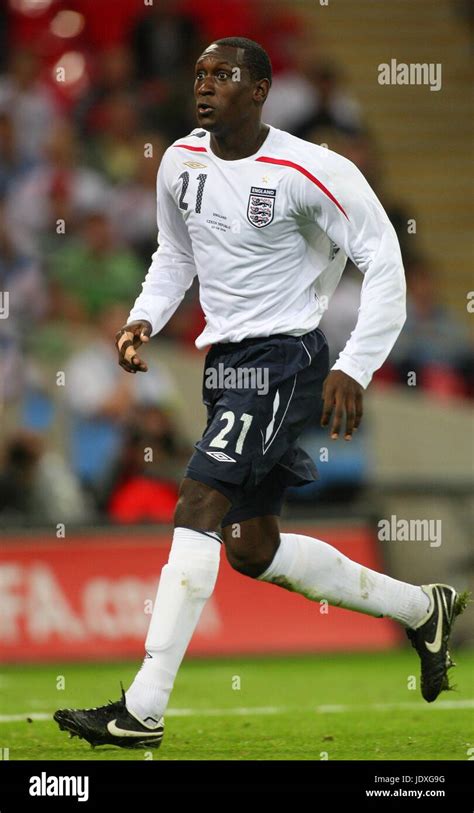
[178,171,208,213]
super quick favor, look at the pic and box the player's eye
[217,71,229,80]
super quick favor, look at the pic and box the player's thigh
[174,476,231,530]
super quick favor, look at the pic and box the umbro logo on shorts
[206,451,237,462]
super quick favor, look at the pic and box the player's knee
[222,517,280,578]
[225,547,275,579]
[223,531,279,579]
[174,477,230,530]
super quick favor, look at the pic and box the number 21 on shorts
[209,411,253,455]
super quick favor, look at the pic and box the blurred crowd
[0,0,472,526]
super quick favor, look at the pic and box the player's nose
[197,77,215,96]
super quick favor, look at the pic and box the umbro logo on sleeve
[206,451,237,462]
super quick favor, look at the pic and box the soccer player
[55,38,467,750]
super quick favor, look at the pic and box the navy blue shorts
[185,327,329,526]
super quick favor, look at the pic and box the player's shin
[257,532,430,627]
[125,528,221,723]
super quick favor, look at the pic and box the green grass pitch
[1,649,473,761]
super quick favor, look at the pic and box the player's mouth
[197,103,215,117]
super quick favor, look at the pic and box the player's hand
[321,370,363,440]
[115,320,152,374]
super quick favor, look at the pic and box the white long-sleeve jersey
[128,125,406,388]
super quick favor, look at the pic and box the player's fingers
[116,331,135,371]
[123,338,146,367]
[330,393,345,439]
[123,341,137,363]
[116,327,149,372]
[344,395,356,440]
[123,342,149,373]
[118,357,137,374]
[131,353,148,373]
[116,330,134,354]
[117,334,141,368]
[320,381,335,427]
[354,392,364,430]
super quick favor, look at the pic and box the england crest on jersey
[247,186,276,228]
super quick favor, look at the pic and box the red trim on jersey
[173,144,207,152]
[256,156,349,220]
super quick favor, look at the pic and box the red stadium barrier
[0,525,400,662]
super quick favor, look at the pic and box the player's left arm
[298,150,406,439]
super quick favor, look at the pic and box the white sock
[126,528,221,723]
[257,532,430,627]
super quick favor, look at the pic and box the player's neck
[209,122,270,161]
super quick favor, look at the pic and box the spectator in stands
[99,405,191,524]
[293,60,362,140]
[61,303,182,487]
[0,200,47,331]
[264,53,362,136]
[6,120,108,257]
[86,91,147,184]
[181,0,254,43]
[75,46,138,138]
[128,0,203,140]
[131,0,202,83]
[109,132,167,263]
[63,304,180,421]
[0,429,91,525]
[48,211,142,323]
[389,255,473,398]
[0,200,48,402]
[0,110,36,198]
[0,48,59,162]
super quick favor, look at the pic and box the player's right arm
[115,149,197,373]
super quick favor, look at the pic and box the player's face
[194,45,258,133]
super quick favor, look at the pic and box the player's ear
[254,79,270,105]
